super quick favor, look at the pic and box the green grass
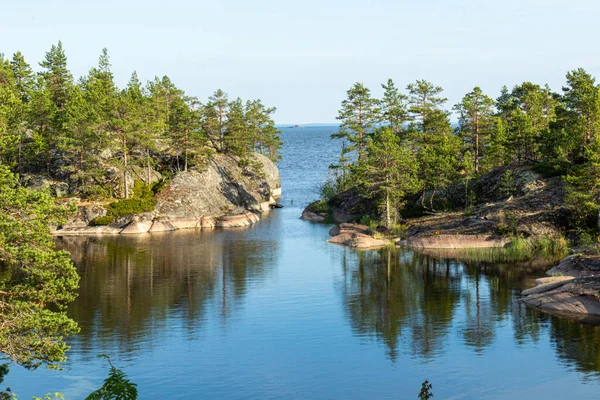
[433,235,569,263]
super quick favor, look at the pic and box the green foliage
[86,356,138,400]
[307,200,329,215]
[499,170,517,198]
[333,82,379,163]
[443,235,568,263]
[418,380,434,400]
[150,177,171,195]
[33,393,64,400]
[353,127,421,226]
[0,45,281,201]
[564,138,600,230]
[106,198,155,218]
[319,178,339,201]
[389,223,408,238]
[0,164,79,369]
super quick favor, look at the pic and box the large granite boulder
[156,153,280,219]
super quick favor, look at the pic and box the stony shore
[52,152,281,236]
[522,255,600,316]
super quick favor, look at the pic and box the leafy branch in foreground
[0,164,79,369]
[418,379,434,400]
[86,355,138,400]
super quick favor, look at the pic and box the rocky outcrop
[156,153,279,219]
[327,223,391,250]
[522,255,600,316]
[303,165,567,250]
[300,209,326,222]
[53,152,281,235]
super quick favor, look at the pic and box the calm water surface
[9,127,600,399]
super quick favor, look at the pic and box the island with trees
[303,72,600,315]
[1,42,283,236]
[0,42,284,397]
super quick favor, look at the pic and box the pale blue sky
[2,0,600,123]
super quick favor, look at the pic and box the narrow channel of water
[8,127,600,399]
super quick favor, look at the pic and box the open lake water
[8,126,600,399]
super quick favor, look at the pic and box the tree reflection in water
[57,231,278,361]
[338,247,600,375]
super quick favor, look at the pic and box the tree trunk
[147,148,151,185]
[185,127,189,172]
[123,137,129,199]
[385,190,391,228]
[597,203,600,232]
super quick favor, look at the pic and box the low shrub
[151,178,171,195]
[307,200,329,214]
[106,198,156,218]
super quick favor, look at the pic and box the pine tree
[561,68,600,159]
[565,137,600,230]
[224,97,249,156]
[205,89,229,151]
[333,82,378,162]
[417,109,460,210]
[0,57,20,167]
[0,164,79,369]
[10,51,34,103]
[454,87,495,173]
[407,79,447,130]
[170,94,203,171]
[9,52,34,171]
[354,127,420,227]
[482,117,510,170]
[380,78,409,136]
[38,42,73,174]
[245,99,281,161]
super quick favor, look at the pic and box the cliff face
[157,153,279,218]
[54,152,281,235]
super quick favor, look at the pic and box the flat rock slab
[169,218,201,230]
[522,255,600,316]
[301,210,326,222]
[217,213,260,228]
[522,278,600,316]
[547,254,600,278]
[327,223,390,250]
[149,220,178,232]
[54,225,123,235]
[121,221,153,234]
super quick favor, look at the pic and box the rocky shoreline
[52,152,282,236]
[522,255,600,316]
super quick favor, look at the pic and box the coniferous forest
[325,72,600,237]
[0,42,282,200]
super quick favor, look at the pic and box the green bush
[90,216,115,226]
[106,198,156,218]
[151,178,171,195]
[390,223,408,239]
[132,180,154,199]
[307,199,329,214]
